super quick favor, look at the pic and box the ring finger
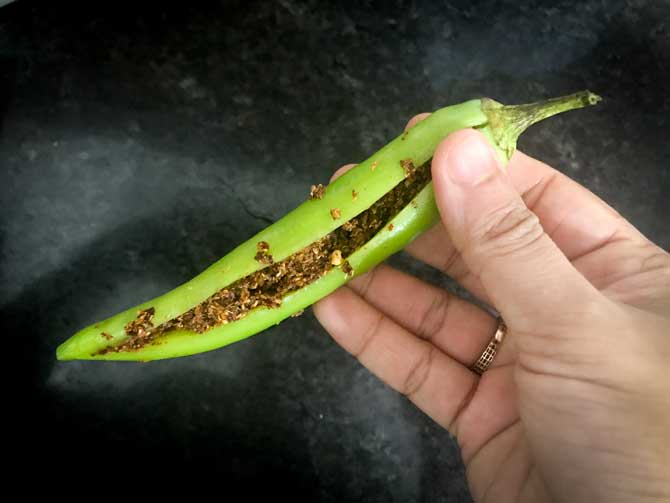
[348,264,515,369]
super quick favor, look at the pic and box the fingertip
[312,291,333,319]
[330,163,357,182]
[314,287,378,355]
[404,112,431,131]
[432,129,499,189]
[312,287,350,333]
[433,128,494,165]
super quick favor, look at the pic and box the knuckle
[402,344,435,397]
[473,201,544,260]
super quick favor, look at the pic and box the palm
[456,371,536,501]
[448,228,664,502]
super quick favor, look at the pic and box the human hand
[314,117,670,502]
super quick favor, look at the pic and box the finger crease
[402,344,436,397]
[522,171,558,211]
[640,250,670,273]
[479,212,545,266]
[447,376,479,436]
[356,266,379,301]
[466,418,521,468]
[569,228,628,263]
[441,247,461,276]
[353,310,384,360]
[416,290,451,342]
[452,265,472,285]
[480,420,524,502]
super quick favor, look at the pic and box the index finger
[509,151,645,258]
[405,137,648,290]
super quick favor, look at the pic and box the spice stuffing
[101,159,432,353]
[309,184,326,200]
[254,241,273,264]
[330,250,343,266]
[400,158,416,177]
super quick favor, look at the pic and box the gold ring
[471,318,507,375]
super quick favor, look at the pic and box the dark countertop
[2,0,668,500]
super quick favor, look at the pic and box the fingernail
[445,133,499,187]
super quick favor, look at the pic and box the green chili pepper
[56,91,600,361]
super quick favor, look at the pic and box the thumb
[431,129,599,332]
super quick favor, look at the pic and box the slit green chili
[56,91,600,361]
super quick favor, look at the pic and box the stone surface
[1,0,668,500]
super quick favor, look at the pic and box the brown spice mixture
[124,308,155,337]
[98,307,155,354]
[103,160,431,353]
[330,250,343,266]
[254,240,273,264]
[309,184,326,200]
[400,158,416,177]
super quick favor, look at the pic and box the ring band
[471,318,507,375]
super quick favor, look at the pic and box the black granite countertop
[2,0,668,500]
